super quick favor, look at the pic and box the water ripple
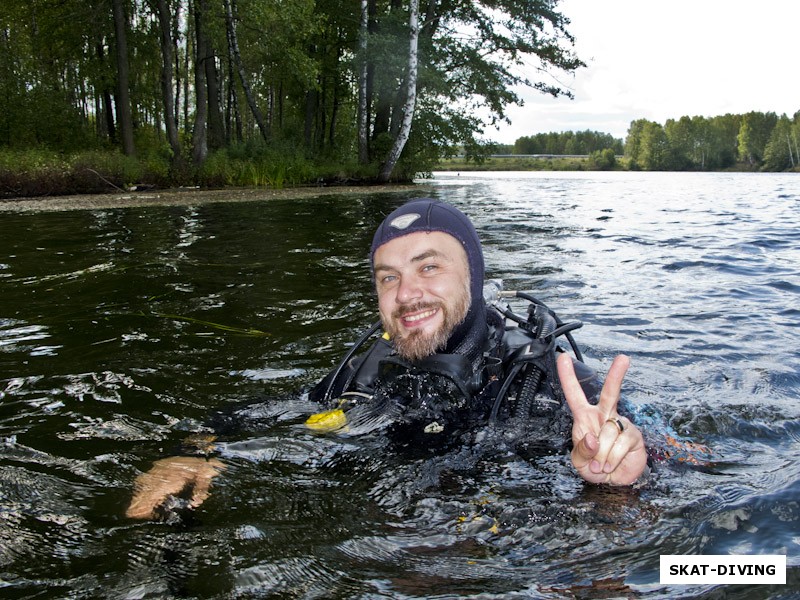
[1,174,799,597]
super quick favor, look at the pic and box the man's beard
[382,279,471,362]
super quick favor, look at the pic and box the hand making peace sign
[556,353,647,485]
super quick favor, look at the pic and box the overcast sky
[489,0,800,144]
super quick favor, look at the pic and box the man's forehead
[372,230,466,267]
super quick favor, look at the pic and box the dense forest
[0,0,583,195]
[509,130,624,156]
[501,111,800,171]
[0,2,796,199]
[503,111,800,172]
[623,111,800,172]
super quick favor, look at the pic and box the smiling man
[311,198,647,485]
[127,198,647,520]
[373,231,471,361]
[371,200,486,366]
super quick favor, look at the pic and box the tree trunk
[371,0,397,141]
[372,92,390,139]
[421,0,440,40]
[225,48,243,143]
[154,0,181,160]
[182,7,190,137]
[377,0,419,183]
[112,0,135,156]
[277,81,284,130]
[173,1,182,130]
[103,85,116,141]
[303,88,316,148]
[224,0,270,141]
[192,0,209,165]
[205,51,225,150]
[223,0,243,143]
[318,79,327,152]
[95,41,117,142]
[357,0,369,163]
[792,132,800,168]
[329,80,339,149]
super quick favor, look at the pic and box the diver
[126,199,647,520]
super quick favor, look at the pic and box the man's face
[373,231,470,361]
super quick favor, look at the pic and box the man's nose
[396,274,423,303]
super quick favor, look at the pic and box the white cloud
[488,0,800,143]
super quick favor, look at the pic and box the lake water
[0,171,798,598]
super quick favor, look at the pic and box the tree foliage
[624,111,798,172]
[763,114,800,171]
[0,0,584,183]
[514,130,623,155]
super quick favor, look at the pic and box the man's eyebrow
[373,248,448,273]
[411,249,446,263]
[373,262,393,273]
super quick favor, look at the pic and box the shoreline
[0,184,429,213]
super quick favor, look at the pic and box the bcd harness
[307,280,596,434]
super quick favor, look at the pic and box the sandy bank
[0,184,429,213]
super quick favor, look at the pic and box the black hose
[512,306,555,418]
[488,292,586,423]
[322,320,382,404]
[518,293,584,360]
[489,362,525,423]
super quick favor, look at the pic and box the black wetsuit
[308,302,602,453]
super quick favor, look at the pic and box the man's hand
[557,353,647,485]
[126,456,225,520]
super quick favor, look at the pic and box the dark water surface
[1,172,798,598]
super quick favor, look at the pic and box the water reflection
[0,175,798,597]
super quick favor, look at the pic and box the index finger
[556,352,588,417]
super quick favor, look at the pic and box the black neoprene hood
[370,198,487,357]
[370,198,484,300]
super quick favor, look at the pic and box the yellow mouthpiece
[305,408,347,432]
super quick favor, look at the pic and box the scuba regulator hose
[322,320,382,404]
[489,291,585,424]
[511,291,584,363]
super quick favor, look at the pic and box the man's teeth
[403,309,437,322]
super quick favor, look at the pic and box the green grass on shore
[434,155,622,172]
[2,148,792,200]
[0,147,379,199]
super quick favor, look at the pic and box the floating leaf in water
[143,311,270,336]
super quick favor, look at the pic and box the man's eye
[422,264,438,273]
[381,274,397,284]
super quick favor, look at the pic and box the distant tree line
[512,130,624,156]
[625,111,800,172]
[505,111,800,172]
[0,0,583,188]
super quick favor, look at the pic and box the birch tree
[224,0,270,141]
[377,0,418,183]
[764,115,797,170]
[192,0,209,164]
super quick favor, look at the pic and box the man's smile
[398,306,439,327]
[401,307,439,326]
